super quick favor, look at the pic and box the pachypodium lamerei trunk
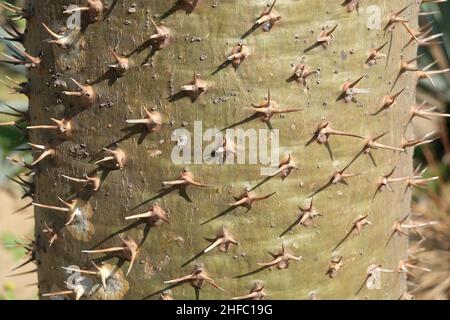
[4,0,444,300]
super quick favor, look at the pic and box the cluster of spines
[0,0,446,300]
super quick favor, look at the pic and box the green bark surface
[25,0,417,299]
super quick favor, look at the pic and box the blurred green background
[0,0,449,300]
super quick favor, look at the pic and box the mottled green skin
[26,0,417,299]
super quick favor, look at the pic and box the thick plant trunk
[22,0,418,299]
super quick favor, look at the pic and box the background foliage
[0,0,449,299]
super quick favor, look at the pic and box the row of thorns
[0,0,446,299]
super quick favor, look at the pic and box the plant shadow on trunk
[249,176,273,192]
[86,264,123,296]
[279,218,303,238]
[132,186,193,212]
[241,24,259,40]
[89,69,121,87]
[90,39,160,87]
[168,90,199,103]
[126,40,158,66]
[62,168,110,202]
[91,254,126,271]
[331,232,353,252]
[200,206,240,225]
[201,176,278,225]
[211,60,233,76]
[104,0,120,20]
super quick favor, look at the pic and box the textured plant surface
[4,0,446,300]
[406,1,450,299]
